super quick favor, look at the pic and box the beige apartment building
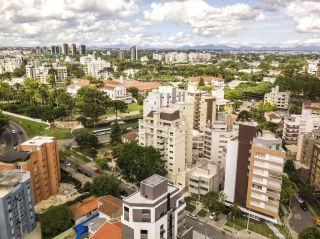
[296,129,320,168]
[246,132,285,220]
[0,136,60,204]
[139,102,193,187]
[224,123,285,223]
[188,91,216,132]
[310,144,320,191]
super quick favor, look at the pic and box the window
[124,206,129,212]
[141,230,148,235]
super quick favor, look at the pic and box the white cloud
[143,0,264,36]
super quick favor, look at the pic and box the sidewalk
[282,206,298,239]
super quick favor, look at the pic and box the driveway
[289,198,314,233]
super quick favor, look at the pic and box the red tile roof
[121,132,138,142]
[70,196,98,220]
[91,222,122,239]
[98,195,122,218]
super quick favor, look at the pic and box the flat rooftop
[20,136,55,146]
[141,174,167,188]
[124,184,178,205]
[0,150,30,163]
[0,170,29,197]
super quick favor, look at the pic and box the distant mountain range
[95,44,320,52]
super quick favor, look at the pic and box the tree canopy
[299,227,320,239]
[113,143,166,183]
[91,173,120,197]
[202,191,225,216]
[40,205,73,239]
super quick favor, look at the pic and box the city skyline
[0,0,319,48]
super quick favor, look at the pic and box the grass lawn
[197,209,207,218]
[120,121,139,130]
[52,228,76,239]
[227,217,278,239]
[225,221,243,231]
[127,103,143,112]
[8,116,72,140]
[185,203,196,212]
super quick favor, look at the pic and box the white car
[11,129,17,134]
[208,212,216,220]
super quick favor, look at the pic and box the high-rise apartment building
[130,46,137,61]
[139,103,193,187]
[79,44,86,55]
[71,43,77,55]
[62,43,69,55]
[143,86,188,117]
[188,91,216,131]
[224,123,285,223]
[51,46,60,55]
[283,113,320,145]
[203,117,239,168]
[0,136,60,204]
[0,170,36,239]
[80,55,111,79]
[310,144,320,191]
[264,85,290,110]
[118,51,125,60]
[296,129,320,168]
[121,174,192,239]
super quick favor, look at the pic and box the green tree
[127,87,139,99]
[12,66,26,77]
[202,191,225,216]
[40,205,73,239]
[113,143,167,183]
[74,129,99,149]
[280,175,295,205]
[178,81,188,90]
[0,113,9,135]
[91,173,120,197]
[110,100,127,120]
[110,121,122,145]
[260,121,278,133]
[299,227,320,239]
[95,157,108,169]
[230,203,241,220]
[237,110,251,121]
[198,78,205,87]
[76,86,109,128]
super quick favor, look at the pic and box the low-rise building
[121,174,193,239]
[70,196,98,225]
[264,85,290,110]
[0,170,36,239]
[188,159,223,199]
[121,131,138,143]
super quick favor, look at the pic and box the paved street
[289,198,314,233]
[186,216,233,239]
[0,121,27,156]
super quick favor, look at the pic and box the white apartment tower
[121,174,192,239]
[139,103,193,187]
[203,117,239,168]
[143,86,188,117]
[264,85,290,110]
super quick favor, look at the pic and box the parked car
[94,168,102,174]
[312,217,320,226]
[11,129,17,134]
[189,213,198,219]
[208,212,216,220]
[295,194,308,211]
[84,171,92,177]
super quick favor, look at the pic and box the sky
[0,0,320,48]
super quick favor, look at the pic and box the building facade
[130,46,137,61]
[224,123,285,223]
[296,129,320,168]
[121,174,192,239]
[139,103,193,187]
[203,118,239,168]
[310,144,320,191]
[143,86,188,117]
[264,86,290,110]
[188,159,223,198]
[0,170,36,239]
[188,91,217,132]
[0,136,60,204]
